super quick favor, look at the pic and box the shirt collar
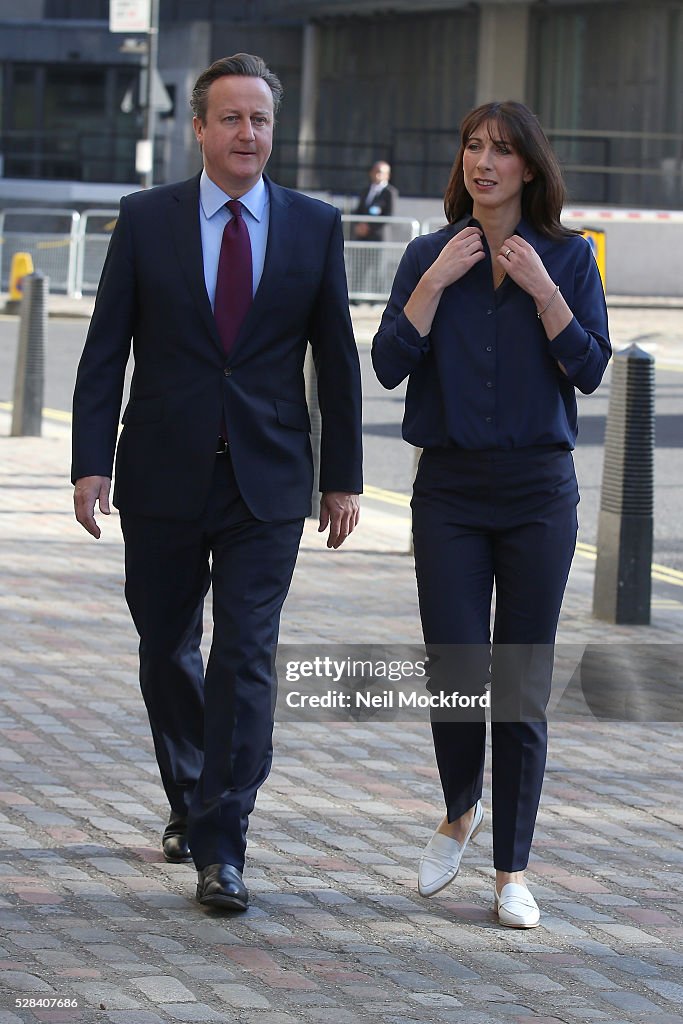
[200,170,268,222]
[466,213,546,252]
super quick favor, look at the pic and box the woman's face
[462,119,533,217]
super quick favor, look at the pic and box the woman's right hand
[404,226,485,337]
[424,226,485,291]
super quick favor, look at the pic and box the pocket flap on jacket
[121,396,164,425]
[275,398,311,432]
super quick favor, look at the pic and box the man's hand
[318,492,360,549]
[73,475,111,539]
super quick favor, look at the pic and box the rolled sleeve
[547,316,610,394]
[548,242,611,394]
[372,243,432,389]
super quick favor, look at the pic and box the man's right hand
[73,476,112,539]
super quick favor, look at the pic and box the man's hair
[191,53,283,121]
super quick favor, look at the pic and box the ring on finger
[503,247,513,259]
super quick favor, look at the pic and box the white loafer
[495,882,540,928]
[418,800,484,897]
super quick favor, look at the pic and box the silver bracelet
[537,284,560,318]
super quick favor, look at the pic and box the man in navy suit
[352,161,397,242]
[72,54,362,911]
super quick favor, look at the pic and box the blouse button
[486,345,493,352]
[486,309,493,316]
[485,416,493,423]
[486,380,494,388]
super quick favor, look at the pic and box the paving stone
[2,421,683,1024]
[131,977,197,1002]
[601,990,670,1014]
[72,982,140,1009]
[643,978,683,1003]
[105,1014,167,1024]
[211,984,272,1008]
[159,1005,230,1022]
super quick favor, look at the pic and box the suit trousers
[120,452,303,871]
[411,446,579,871]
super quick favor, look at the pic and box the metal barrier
[0,208,80,297]
[3,204,682,303]
[76,209,119,295]
[342,215,420,302]
[421,217,448,235]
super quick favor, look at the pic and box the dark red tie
[214,199,253,354]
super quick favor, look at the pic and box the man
[352,160,397,241]
[72,54,362,912]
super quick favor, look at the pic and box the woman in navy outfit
[372,101,610,928]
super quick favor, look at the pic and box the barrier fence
[3,205,683,302]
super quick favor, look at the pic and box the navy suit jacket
[72,174,363,521]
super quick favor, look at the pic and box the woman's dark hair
[191,53,283,121]
[444,101,575,239]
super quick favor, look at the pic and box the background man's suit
[71,172,363,873]
[353,180,398,241]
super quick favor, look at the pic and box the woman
[372,101,610,928]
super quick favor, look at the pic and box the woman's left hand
[495,234,554,306]
[497,234,573,345]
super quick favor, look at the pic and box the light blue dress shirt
[198,170,270,310]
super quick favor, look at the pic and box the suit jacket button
[223,367,232,377]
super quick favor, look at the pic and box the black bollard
[11,272,49,437]
[304,346,321,518]
[592,342,655,624]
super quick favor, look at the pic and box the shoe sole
[197,890,248,912]
[496,915,540,929]
[418,816,484,898]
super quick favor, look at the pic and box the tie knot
[227,199,243,218]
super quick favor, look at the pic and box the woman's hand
[496,234,573,342]
[425,226,486,291]
[495,234,555,304]
[404,227,485,337]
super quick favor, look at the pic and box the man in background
[352,160,398,241]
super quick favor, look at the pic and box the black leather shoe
[162,812,192,864]
[196,864,248,911]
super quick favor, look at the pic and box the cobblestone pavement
[1,422,682,1024]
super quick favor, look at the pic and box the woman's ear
[523,167,535,184]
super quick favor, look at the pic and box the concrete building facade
[0,0,681,211]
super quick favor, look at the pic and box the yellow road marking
[1,404,683,589]
[365,487,683,587]
[0,401,71,423]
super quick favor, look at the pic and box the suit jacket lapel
[169,174,224,355]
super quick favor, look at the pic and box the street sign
[121,69,173,114]
[109,0,151,33]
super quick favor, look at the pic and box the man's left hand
[319,492,360,549]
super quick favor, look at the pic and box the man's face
[370,162,390,184]
[193,75,274,197]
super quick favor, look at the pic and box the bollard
[11,272,49,437]
[304,346,321,517]
[592,342,654,624]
